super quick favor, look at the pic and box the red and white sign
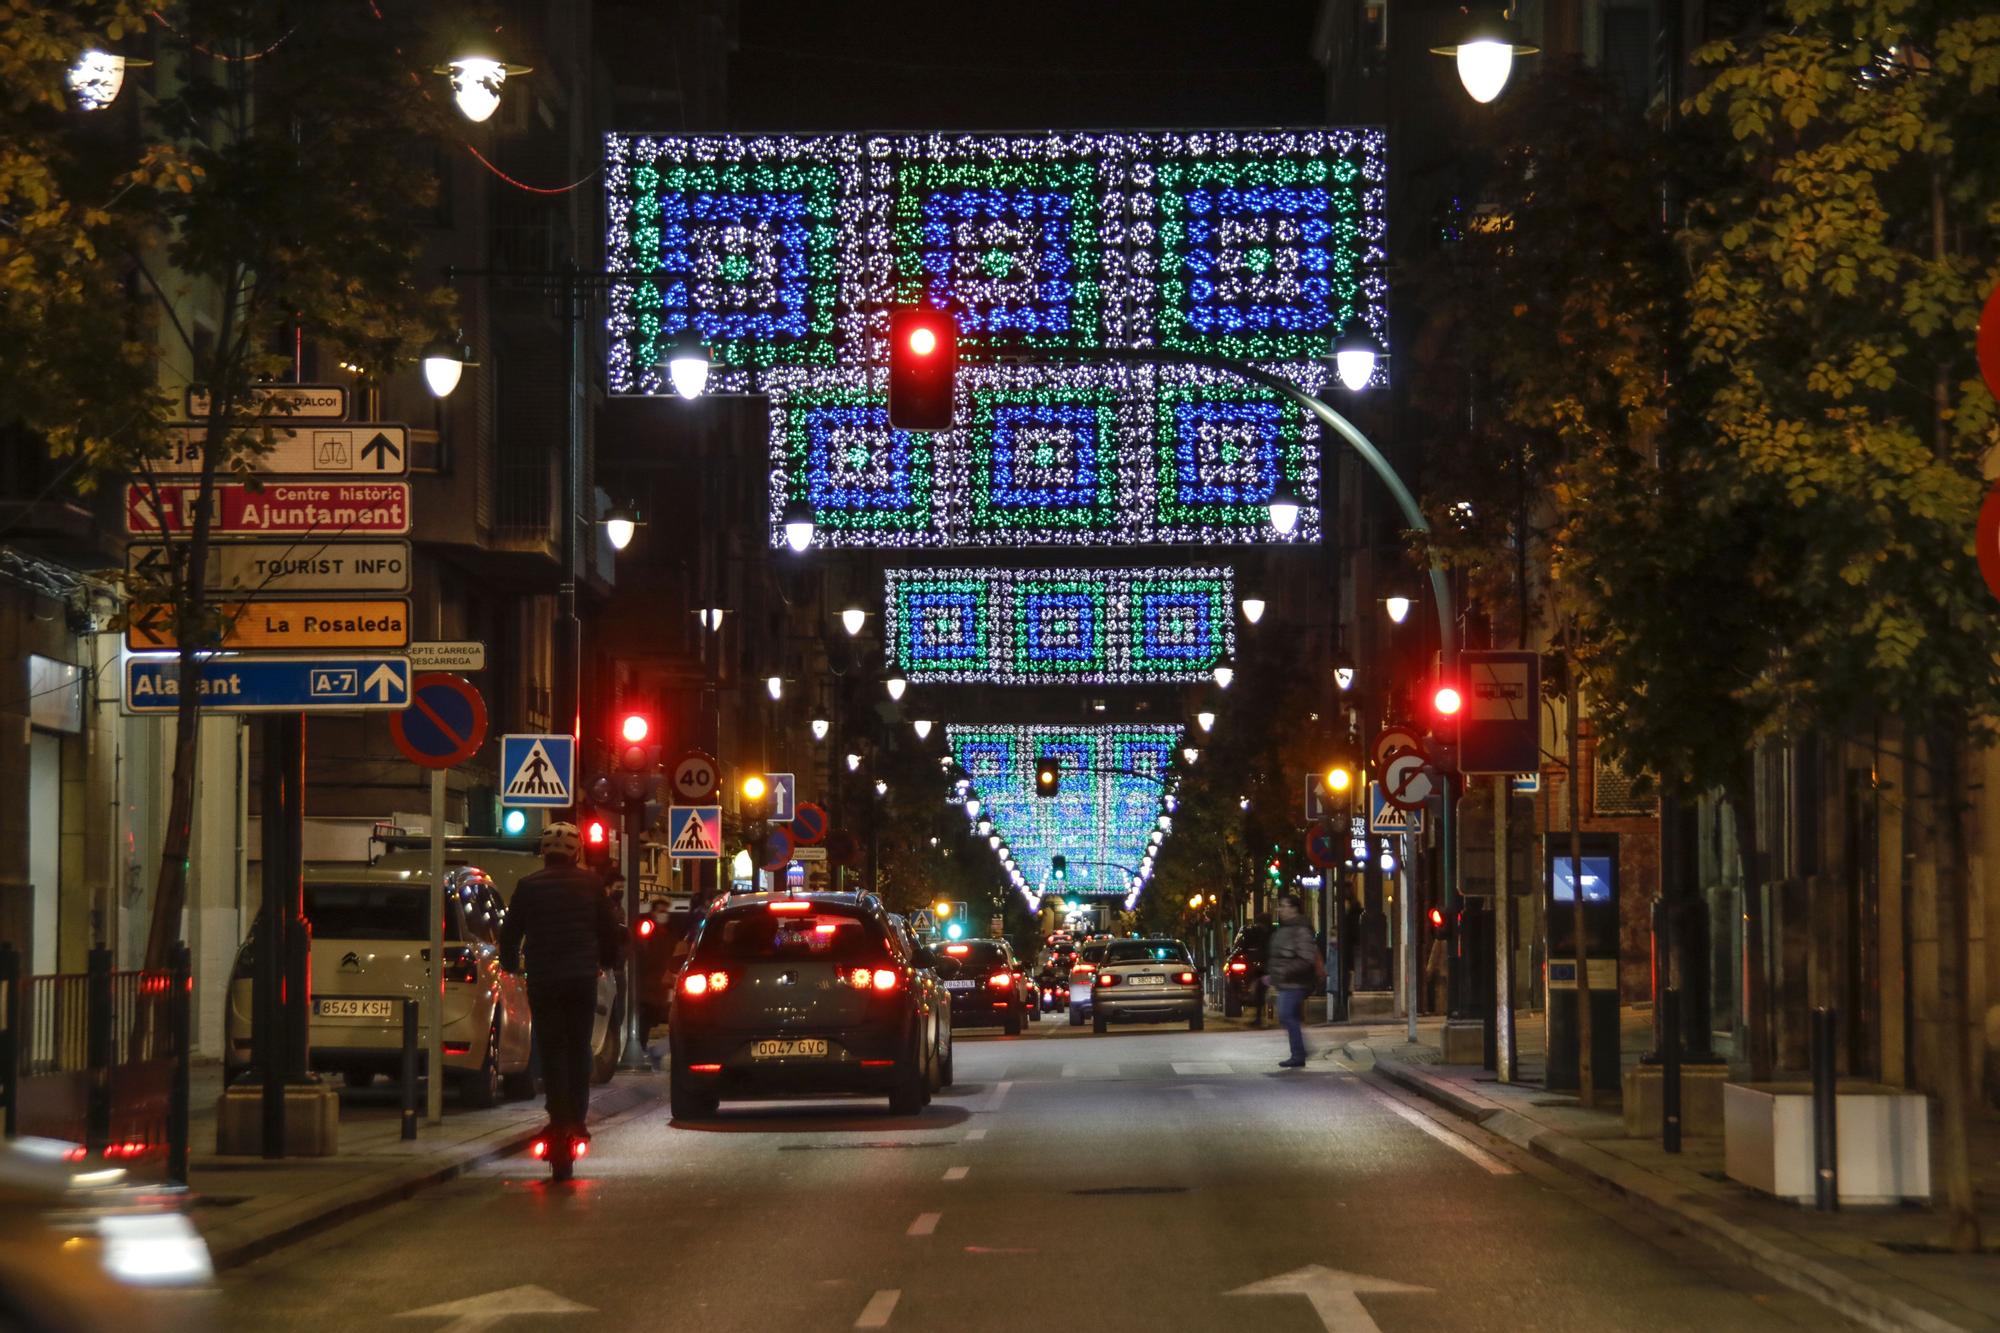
[1978,283,2000,404]
[1370,725,1426,771]
[670,749,720,803]
[1978,482,2000,605]
[1383,751,1436,810]
[126,481,411,536]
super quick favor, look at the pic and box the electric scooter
[530,1127,589,1182]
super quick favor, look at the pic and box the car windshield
[702,906,885,962]
[306,883,457,941]
[933,942,1008,978]
[1104,941,1192,965]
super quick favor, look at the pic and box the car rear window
[306,883,457,941]
[1104,941,1192,965]
[933,942,1008,977]
[702,906,886,962]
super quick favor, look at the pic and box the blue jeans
[1276,986,1308,1064]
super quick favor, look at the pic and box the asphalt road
[218,1021,1850,1331]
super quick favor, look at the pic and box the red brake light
[770,900,812,913]
[987,971,1013,990]
[944,944,971,955]
[1176,970,1197,985]
[1096,972,1119,987]
[871,968,899,991]
[637,918,656,939]
[573,1139,588,1158]
[689,1063,722,1073]
[1073,962,1095,974]
[1228,961,1248,973]
[681,970,729,996]
[1429,907,1445,928]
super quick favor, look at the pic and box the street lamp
[781,499,816,554]
[964,798,982,818]
[912,719,933,740]
[1195,709,1216,733]
[421,338,475,398]
[977,818,993,836]
[1240,596,1266,625]
[845,753,862,772]
[67,48,150,111]
[1212,655,1235,690]
[765,676,783,701]
[885,675,907,702]
[810,718,830,741]
[601,503,640,552]
[663,328,711,400]
[1267,482,1303,536]
[841,607,867,637]
[875,779,889,797]
[1430,7,1539,104]
[1384,595,1413,625]
[1332,315,1382,392]
[695,608,727,631]
[1182,746,1200,765]
[438,52,531,123]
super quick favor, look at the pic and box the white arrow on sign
[395,1285,592,1333]
[1383,751,1435,810]
[363,662,406,701]
[1226,1265,1431,1333]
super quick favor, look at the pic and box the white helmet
[539,821,581,860]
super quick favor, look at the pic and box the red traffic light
[1428,906,1445,929]
[636,916,656,940]
[888,307,957,431]
[620,714,649,744]
[1432,685,1463,717]
[586,820,608,846]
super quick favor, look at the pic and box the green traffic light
[503,809,527,835]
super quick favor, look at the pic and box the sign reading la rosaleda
[125,481,410,535]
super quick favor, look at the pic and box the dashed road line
[1171,1061,1233,1075]
[965,1127,987,1141]
[907,1212,941,1236]
[943,1165,970,1181]
[855,1290,900,1327]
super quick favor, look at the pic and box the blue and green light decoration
[884,566,1234,684]
[948,724,1181,900]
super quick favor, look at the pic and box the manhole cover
[1068,1185,1188,1196]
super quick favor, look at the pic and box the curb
[200,1077,663,1272]
[1358,1048,1971,1333]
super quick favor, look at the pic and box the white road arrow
[364,662,405,701]
[394,1285,593,1333]
[1226,1264,1431,1333]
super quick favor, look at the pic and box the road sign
[667,806,722,860]
[824,828,860,867]
[407,641,486,672]
[1305,822,1339,870]
[762,826,795,872]
[152,423,408,476]
[765,772,797,822]
[187,383,348,420]
[1368,784,1424,836]
[389,674,488,770]
[500,734,575,808]
[1511,772,1542,795]
[123,654,409,714]
[126,481,410,536]
[126,597,411,652]
[1370,725,1426,770]
[1460,650,1541,775]
[1979,482,2000,604]
[790,802,828,845]
[670,750,719,803]
[792,845,829,862]
[126,539,412,596]
[1304,774,1341,823]
[1382,751,1435,810]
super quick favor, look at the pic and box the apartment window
[1601,4,1655,112]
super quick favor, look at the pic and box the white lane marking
[1369,1089,1516,1175]
[965,1127,988,1141]
[907,1212,941,1237]
[1172,1061,1233,1075]
[1188,1086,1217,1101]
[977,1079,1012,1110]
[1062,1063,1119,1078]
[943,1165,970,1181]
[855,1289,901,1328]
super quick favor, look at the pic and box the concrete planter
[1722,1082,1929,1205]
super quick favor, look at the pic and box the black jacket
[500,862,623,984]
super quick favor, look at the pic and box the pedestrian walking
[500,823,624,1141]
[1267,894,1324,1068]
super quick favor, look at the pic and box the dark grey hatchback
[667,893,951,1121]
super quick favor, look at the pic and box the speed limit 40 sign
[671,749,719,803]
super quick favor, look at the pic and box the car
[933,939,1030,1034]
[1066,940,1113,1024]
[1090,938,1204,1033]
[667,892,950,1121]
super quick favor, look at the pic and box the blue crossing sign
[1368,782,1424,837]
[123,654,410,714]
[500,734,575,808]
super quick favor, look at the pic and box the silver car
[1090,938,1204,1033]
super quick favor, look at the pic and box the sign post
[389,675,490,1125]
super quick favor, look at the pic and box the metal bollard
[400,998,419,1142]
[168,944,192,1185]
[1661,987,1681,1154]
[1811,1006,1838,1211]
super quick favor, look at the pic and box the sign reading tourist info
[125,482,411,536]
[123,655,411,714]
[126,540,412,596]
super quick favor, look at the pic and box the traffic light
[933,900,952,921]
[1324,763,1355,796]
[1052,854,1067,881]
[1432,684,1464,718]
[617,712,652,771]
[1035,755,1061,797]
[888,307,958,430]
[582,817,613,870]
[741,774,767,802]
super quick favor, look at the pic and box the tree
[2,4,459,969]
[1685,0,2000,1249]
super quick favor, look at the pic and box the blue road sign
[668,806,722,860]
[390,674,487,769]
[1368,783,1424,837]
[500,734,575,808]
[1303,774,1332,823]
[767,772,797,822]
[123,654,410,714]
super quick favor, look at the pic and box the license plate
[1128,975,1166,986]
[316,998,395,1018]
[943,980,975,991]
[751,1039,829,1059]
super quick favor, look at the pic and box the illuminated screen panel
[947,724,1180,900]
[884,566,1235,684]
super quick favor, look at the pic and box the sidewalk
[182,1061,665,1270]
[1334,1012,2000,1333]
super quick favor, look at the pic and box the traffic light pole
[620,799,648,1069]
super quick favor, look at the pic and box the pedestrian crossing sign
[500,734,574,808]
[1368,782,1424,837]
[667,805,722,860]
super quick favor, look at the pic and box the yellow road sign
[127,599,411,652]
